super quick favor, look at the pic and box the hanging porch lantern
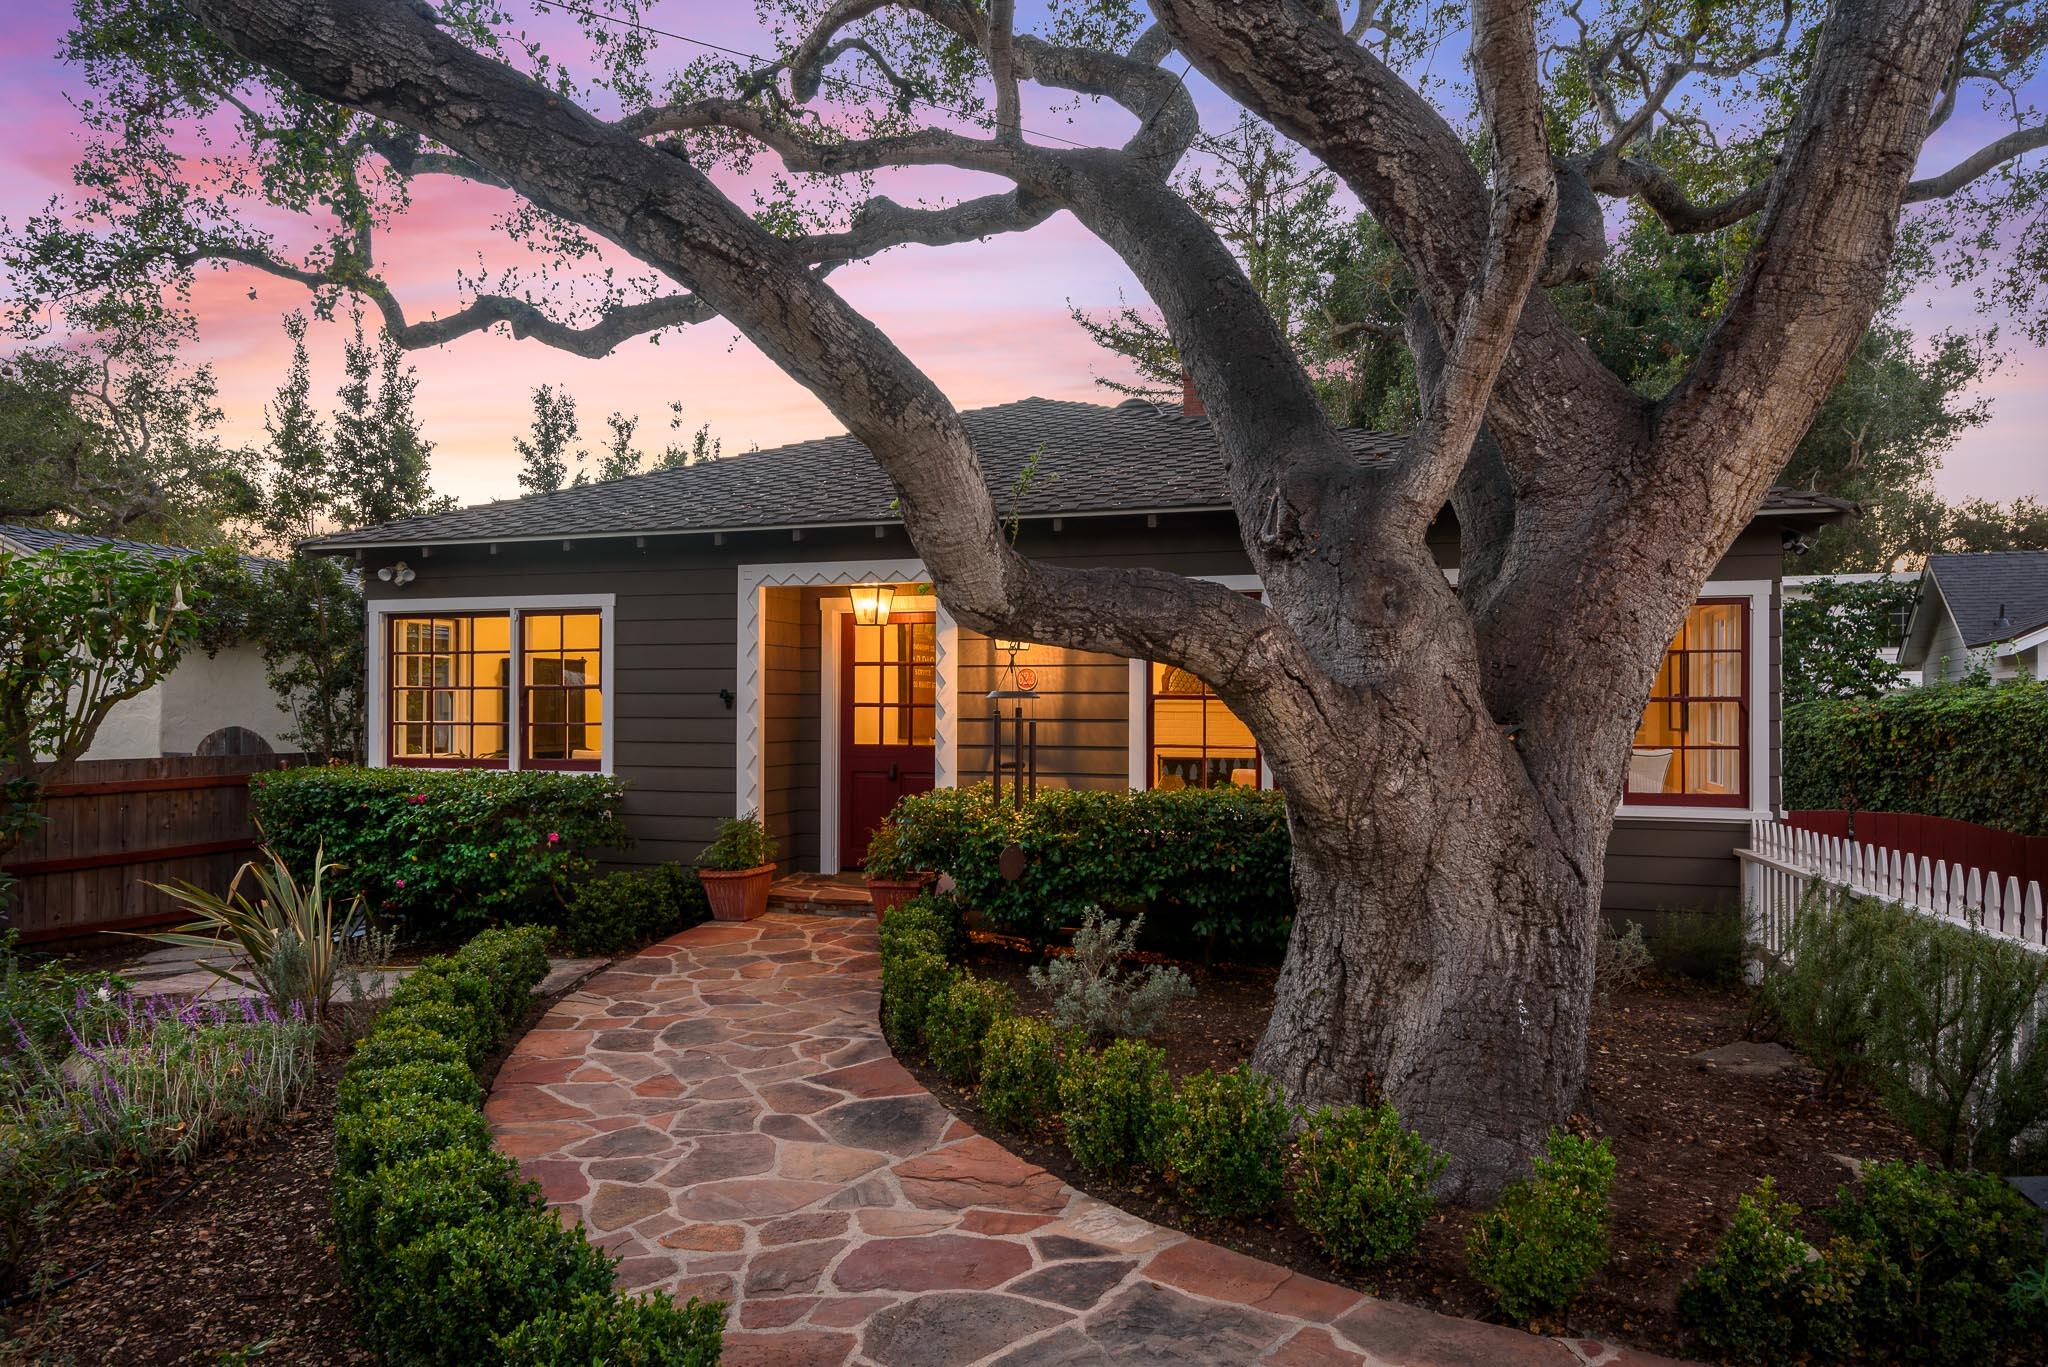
[849,581,895,625]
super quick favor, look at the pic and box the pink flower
[395,877,406,889]
[409,793,427,805]
[547,831,560,844]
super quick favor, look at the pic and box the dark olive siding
[359,511,1788,910]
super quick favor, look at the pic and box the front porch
[768,870,875,916]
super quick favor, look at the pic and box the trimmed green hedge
[334,925,722,1364]
[250,766,631,937]
[887,783,1291,949]
[560,863,710,956]
[1783,681,2048,836]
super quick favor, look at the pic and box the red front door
[842,612,937,868]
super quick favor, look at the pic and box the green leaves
[0,543,203,781]
[1783,680,2048,835]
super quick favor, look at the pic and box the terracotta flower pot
[698,863,776,921]
[865,875,929,920]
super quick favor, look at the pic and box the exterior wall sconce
[849,582,894,625]
[995,639,1030,656]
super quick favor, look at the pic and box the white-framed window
[367,595,616,774]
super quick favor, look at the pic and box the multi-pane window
[388,615,511,766]
[521,611,603,770]
[385,609,603,769]
[1626,599,1748,805]
[850,617,936,747]
[1149,663,1260,790]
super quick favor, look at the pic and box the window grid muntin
[520,610,603,770]
[850,617,936,749]
[388,613,511,767]
[1625,598,1749,807]
[1147,662,1261,790]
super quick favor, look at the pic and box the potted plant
[862,819,929,919]
[695,812,778,921]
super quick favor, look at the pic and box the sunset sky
[2,3,2041,511]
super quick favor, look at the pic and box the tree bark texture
[176,0,1976,1194]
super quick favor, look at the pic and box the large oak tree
[27,0,2048,1192]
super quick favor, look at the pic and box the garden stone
[1686,1041,1802,1077]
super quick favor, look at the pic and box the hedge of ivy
[1782,681,2048,836]
[333,925,722,1364]
[251,767,631,937]
[886,783,1291,950]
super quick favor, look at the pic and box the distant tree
[1784,578,1916,706]
[0,322,259,543]
[656,401,722,468]
[328,310,439,528]
[1938,496,2048,555]
[514,384,586,494]
[594,410,642,482]
[260,312,331,542]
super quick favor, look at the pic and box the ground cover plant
[1760,889,2048,1168]
[249,766,629,937]
[0,977,315,1294]
[330,924,722,1364]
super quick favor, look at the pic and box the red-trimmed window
[1625,599,1748,806]
[520,611,604,770]
[389,614,511,767]
[1147,663,1262,790]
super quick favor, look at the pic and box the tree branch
[175,0,1334,734]
[1389,0,1554,530]
[1905,121,2048,202]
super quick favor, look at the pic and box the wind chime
[988,638,1039,810]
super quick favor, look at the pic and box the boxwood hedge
[334,925,721,1364]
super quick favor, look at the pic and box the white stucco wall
[159,643,297,754]
[73,645,295,760]
[78,687,165,761]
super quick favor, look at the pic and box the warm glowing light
[995,639,1030,655]
[849,582,895,625]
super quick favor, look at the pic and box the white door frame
[734,559,957,871]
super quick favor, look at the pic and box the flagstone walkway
[486,913,1688,1367]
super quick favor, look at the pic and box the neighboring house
[1,524,298,760]
[306,396,1853,914]
[1782,572,1922,688]
[1898,550,2048,684]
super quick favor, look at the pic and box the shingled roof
[1924,550,2048,646]
[0,522,279,574]
[302,396,1853,551]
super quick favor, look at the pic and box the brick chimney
[1180,371,1204,417]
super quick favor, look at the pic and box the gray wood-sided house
[308,396,1852,915]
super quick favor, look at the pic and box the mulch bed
[0,956,601,1366]
[906,932,1927,1360]
[0,1055,370,1366]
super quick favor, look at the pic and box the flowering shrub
[887,783,1290,949]
[333,924,721,1363]
[250,766,630,937]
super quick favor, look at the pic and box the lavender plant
[1028,909,1193,1041]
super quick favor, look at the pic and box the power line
[525,0,1251,161]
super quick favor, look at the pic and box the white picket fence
[1738,817,2047,959]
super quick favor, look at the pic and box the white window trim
[1126,574,1273,791]
[1615,578,1774,823]
[1119,573,1773,822]
[365,594,617,774]
[819,591,940,875]
[734,559,958,842]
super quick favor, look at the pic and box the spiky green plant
[142,844,364,1018]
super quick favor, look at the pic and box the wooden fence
[1,754,309,943]
[1739,817,2047,959]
